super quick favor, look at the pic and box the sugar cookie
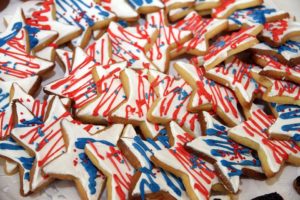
[228,108,300,177]
[175,61,243,126]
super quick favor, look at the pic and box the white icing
[99,0,138,20]
[228,109,300,174]
[148,69,201,135]
[206,57,261,103]
[43,119,107,200]
[146,10,192,72]
[76,62,127,122]
[11,96,73,191]
[108,22,157,70]
[127,0,164,12]
[84,124,135,200]
[175,61,243,126]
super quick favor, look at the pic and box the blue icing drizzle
[16,117,43,128]
[24,25,41,50]
[204,123,261,177]
[275,104,300,138]
[55,0,110,30]
[229,6,277,25]
[278,40,300,54]
[74,138,113,194]
[131,135,185,199]
[0,22,22,47]
[0,88,9,112]
[19,157,35,180]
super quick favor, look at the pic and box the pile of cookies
[1,0,300,199]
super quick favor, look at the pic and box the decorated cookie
[0,79,40,140]
[253,54,300,84]
[228,5,289,31]
[171,11,228,57]
[228,107,300,177]
[211,0,263,18]
[127,0,164,14]
[251,41,300,66]
[206,57,262,107]
[145,10,192,72]
[85,33,113,66]
[54,0,115,47]
[0,137,34,196]
[11,96,73,191]
[202,25,260,70]
[119,125,188,199]
[259,19,300,47]
[84,123,135,200]
[97,0,139,21]
[77,61,127,124]
[151,121,219,200]
[0,10,54,81]
[21,0,82,47]
[43,119,107,200]
[147,69,201,135]
[109,69,164,138]
[186,111,264,193]
[268,104,300,142]
[174,61,243,126]
[252,73,300,106]
[44,48,99,110]
[107,21,158,70]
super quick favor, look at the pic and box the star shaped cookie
[145,10,192,72]
[54,0,115,47]
[151,121,219,200]
[260,19,300,47]
[109,68,163,138]
[186,111,264,193]
[206,57,262,107]
[202,25,260,70]
[119,126,189,199]
[0,10,54,81]
[229,107,300,177]
[174,61,243,126]
[84,124,135,200]
[172,11,228,57]
[147,69,201,135]
[107,22,158,70]
[11,96,73,191]
[44,48,99,110]
[77,62,127,124]
[43,119,108,200]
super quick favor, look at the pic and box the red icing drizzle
[25,0,53,30]
[167,131,215,198]
[49,53,98,108]
[19,111,71,167]
[0,29,45,79]
[0,111,13,139]
[174,12,214,52]
[88,142,133,200]
[150,74,198,131]
[264,20,288,42]
[204,27,255,61]
[107,23,152,69]
[242,109,300,164]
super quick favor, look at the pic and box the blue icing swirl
[24,25,41,50]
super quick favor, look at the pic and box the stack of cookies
[0,0,300,199]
